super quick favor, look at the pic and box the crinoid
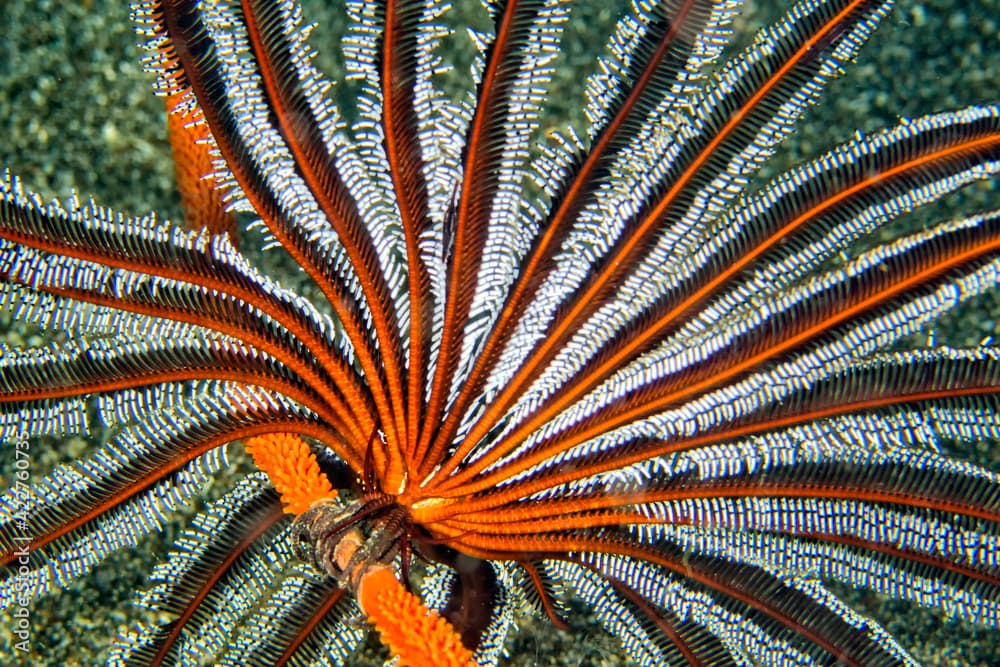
[1,0,999,665]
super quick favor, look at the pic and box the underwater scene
[1,0,999,665]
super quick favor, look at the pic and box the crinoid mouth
[292,495,409,591]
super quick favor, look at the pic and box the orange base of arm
[358,566,475,667]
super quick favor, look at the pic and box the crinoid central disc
[292,495,408,591]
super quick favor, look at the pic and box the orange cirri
[358,566,475,667]
[1,0,999,666]
[246,432,472,666]
[243,433,334,515]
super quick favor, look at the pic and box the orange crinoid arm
[164,90,237,239]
